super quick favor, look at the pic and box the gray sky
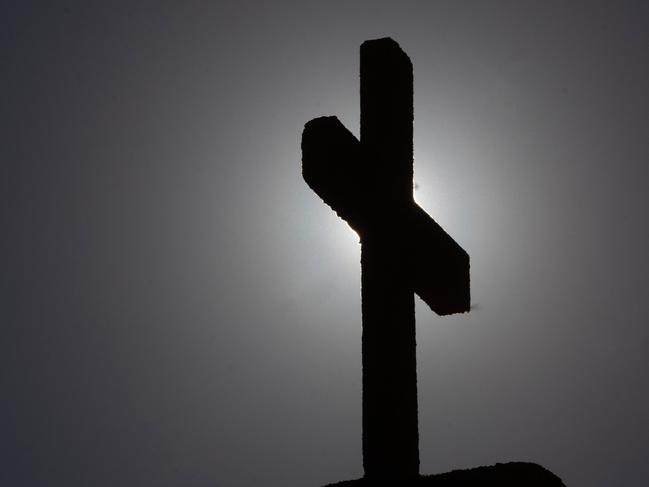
[2,2,648,486]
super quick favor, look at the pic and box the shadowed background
[2,2,648,486]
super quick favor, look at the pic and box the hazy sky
[2,2,648,486]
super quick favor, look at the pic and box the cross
[301,38,470,481]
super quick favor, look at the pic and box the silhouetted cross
[302,38,470,480]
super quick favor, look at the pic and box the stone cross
[301,38,470,481]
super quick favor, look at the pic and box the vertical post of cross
[359,38,419,480]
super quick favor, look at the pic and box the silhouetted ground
[324,462,566,486]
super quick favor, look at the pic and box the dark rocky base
[324,462,566,487]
